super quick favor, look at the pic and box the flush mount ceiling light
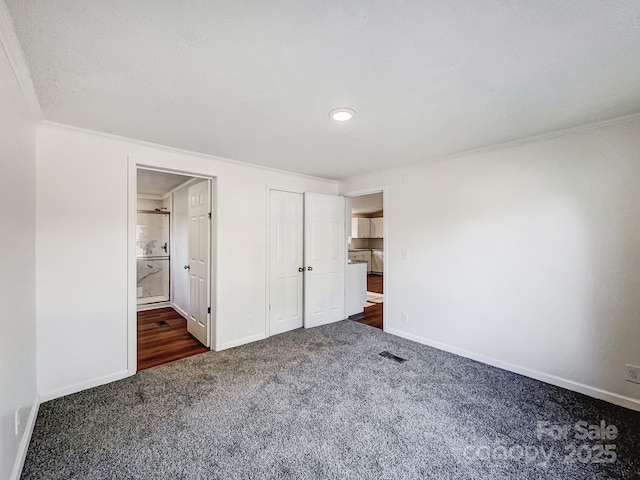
[329,107,356,122]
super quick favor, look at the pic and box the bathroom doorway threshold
[137,307,209,370]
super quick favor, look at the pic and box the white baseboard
[10,395,40,480]
[217,333,266,351]
[171,303,189,320]
[39,370,133,403]
[386,327,640,412]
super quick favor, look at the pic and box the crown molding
[40,121,340,184]
[341,111,640,183]
[0,0,43,120]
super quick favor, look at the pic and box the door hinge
[208,212,212,220]
[208,306,211,314]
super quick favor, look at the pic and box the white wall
[35,124,337,400]
[137,196,167,211]
[340,117,640,409]
[0,45,37,478]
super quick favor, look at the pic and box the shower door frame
[127,157,217,376]
[136,209,172,309]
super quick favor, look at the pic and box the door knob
[307,266,313,271]
[298,267,305,272]
[184,265,190,270]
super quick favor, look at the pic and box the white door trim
[127,158,217,375]
[342,186,388,333]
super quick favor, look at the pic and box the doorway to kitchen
[133,167,215,370]
[345,190,384,330]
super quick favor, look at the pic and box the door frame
[127,157,217,375]
[342,186,388,333]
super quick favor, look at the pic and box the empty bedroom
[1,1,639,479]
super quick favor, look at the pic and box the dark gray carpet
[22,321,640,479]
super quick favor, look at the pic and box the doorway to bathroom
[135,167,214,370]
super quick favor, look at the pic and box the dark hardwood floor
[137,307,209,370]
[350,274,383,330]
[367,274,383,294]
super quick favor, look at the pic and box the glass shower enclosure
[136,210,170,305]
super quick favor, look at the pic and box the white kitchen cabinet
[359,251,372,273]
[371,249,383,273]
[351,217,383,238]
[348,250,372,272]
[370,217,384,238]
[351,217,371,238]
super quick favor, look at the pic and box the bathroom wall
[137,197,169,212]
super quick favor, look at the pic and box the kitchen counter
[346,262,367,316]
[348,249,372,274]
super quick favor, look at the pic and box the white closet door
[304,193,346,328]
[269,190,304,335]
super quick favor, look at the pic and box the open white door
[304,192,346,328]
[187,180,211,346]
[269,190,304,335]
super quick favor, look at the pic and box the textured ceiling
[7,1,640,180]
[137,169,192,196]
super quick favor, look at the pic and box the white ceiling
[351,193,383,215]
[7,1,640,180]
[137,169,192,196]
